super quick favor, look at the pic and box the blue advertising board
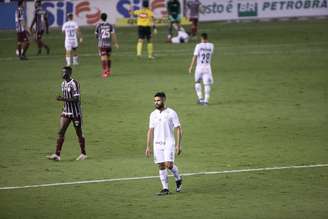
[0,2,17,30]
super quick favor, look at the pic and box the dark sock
[22,43,29,56]
[101,60,108,71]
[78,137,86,155]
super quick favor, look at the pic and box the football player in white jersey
[62,13,83,66]
[170,26,189,44]
[189,33,214,105]
[145,92,183,195]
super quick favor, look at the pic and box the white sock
[204,84,211,103]
[169,165,181,181]
[195,83,203,100]
[159,169,168,190]
[73,56,79,64]
[66,56,71,66]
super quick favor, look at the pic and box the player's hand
[145,146,152,157]
[153,28,158,35]
[188,66,193,74]
[115,43,119,49]
[176,145,182,155]
[56,96,64,101]
[79,38,83,43]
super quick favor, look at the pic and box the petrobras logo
[116,0,167,18]
[41,1,101,26]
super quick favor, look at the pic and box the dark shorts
[35,30,44,40]
[61,114,82,128]
[99,47,112,56]
[138,26,151,40]
[17,31,29,43]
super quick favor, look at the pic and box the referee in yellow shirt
[129,1,156,59]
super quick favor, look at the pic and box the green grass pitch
[0,20,328,218]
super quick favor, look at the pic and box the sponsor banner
[199,0,328,21]
[25,0,188,28]
[22,0,328,28]
[0,2,18,29]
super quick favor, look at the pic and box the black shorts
[138,26,151,40]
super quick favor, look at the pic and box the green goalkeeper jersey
[167,0,181,18]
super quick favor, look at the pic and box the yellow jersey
[133,8,154,27]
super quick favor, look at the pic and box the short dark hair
[18,0,24,6]
[142,1,149,8]
[62,66,72,75]
[100,13,107,21]
[201,33,208,40]
[67,13,73,20]
[154,92,166,99]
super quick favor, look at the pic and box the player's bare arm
[146,128,154,157]
[77,28,83,43]
[189,55,197,73]
[175,126,182,155]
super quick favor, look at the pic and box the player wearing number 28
[95,13,119,78]
[189,33,214,105]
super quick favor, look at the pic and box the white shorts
[195,66,213,85]
[153,144,175,164]
[65,39,78,51]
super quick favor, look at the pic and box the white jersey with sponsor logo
[62,20,79,49]
[149,107,180,149]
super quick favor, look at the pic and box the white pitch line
[0,163,327,191]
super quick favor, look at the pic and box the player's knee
[158,163,166,170]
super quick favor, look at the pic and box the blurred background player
[95,13,119,78]
[30,0,50,55]
[47,66,87,161]
[188,33,214,105]
[146,92,183,195]
[186,0,201,37]
[170,26,189,44]
[62,13,83,66]
[15,0,30,60]
[129,0,157,59]
[166,0,181,40]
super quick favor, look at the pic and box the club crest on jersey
[74,120,80,126]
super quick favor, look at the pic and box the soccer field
[0,20,328,218]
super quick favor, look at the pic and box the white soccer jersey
[62,21,79,49]
[193,42,214,84]
[171,30,189,43]
[194,42,214,67]
[149,107,180,148]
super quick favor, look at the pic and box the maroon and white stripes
[61,79,82,118]
[95,22,115,48]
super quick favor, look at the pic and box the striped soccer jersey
[61,79,82,118]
